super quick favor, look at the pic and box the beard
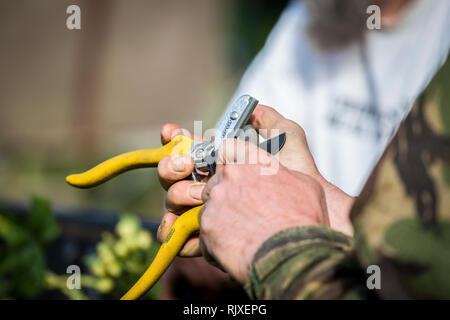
[305,0,370,52]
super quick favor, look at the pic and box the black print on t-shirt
[327,97,409,141]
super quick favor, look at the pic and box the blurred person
[158,0,450,299]
[198,101,450,299]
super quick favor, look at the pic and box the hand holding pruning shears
[157,104,354,285]
[156,104,322,258]
[66,95,286,299]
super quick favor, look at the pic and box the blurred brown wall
[0,0,229,156]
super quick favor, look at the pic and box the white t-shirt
[226,0,450,196]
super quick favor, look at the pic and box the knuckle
[156,158,167,175]
[285,119,305,135]
[207,185,221,201]
[259,105,276,117]
[254,105,275,125]
[167,183,183,202]
[200,210,214,235]
[208,185,225,202]
[304,175,323,197]
[222,165,237,180]
[157,157,174,178]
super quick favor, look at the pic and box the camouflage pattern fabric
[244,58,450,299]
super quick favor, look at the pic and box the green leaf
[27,196,60,243]
[15,243,46,298]
[0,214,29,246]
[0,243,46,298]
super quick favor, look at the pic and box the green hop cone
[96,278,114,293]
[136,231,152,249]
[116,214,140,240]
[114,240,129,258]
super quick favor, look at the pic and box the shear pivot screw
[230,111,239,120]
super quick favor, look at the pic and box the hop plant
[84,213,160,299]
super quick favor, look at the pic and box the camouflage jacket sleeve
[244,217,450,300]
[243,225,372,300]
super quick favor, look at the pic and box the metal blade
[259,132,286,155]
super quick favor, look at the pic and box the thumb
[249,105,318,176]
[249,105,305,138]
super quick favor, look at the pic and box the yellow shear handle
[66,135,193,188]
[121,205,203,300]
[65,135,199,300]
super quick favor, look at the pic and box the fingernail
[170,155,186,172]
[189,183,205,200]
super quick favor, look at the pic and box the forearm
[244,226,369,300]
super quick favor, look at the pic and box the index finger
[248,105,293,138]
[215,139,273,173]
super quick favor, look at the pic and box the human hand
[155,105,318,257]
[199,139,330,284]
[156,105,354,258]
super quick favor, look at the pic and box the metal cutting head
[190,95,286,180]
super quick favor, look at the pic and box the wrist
[310,171,354,236]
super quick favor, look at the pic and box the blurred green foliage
[226,0,289,72]
[0,197,160,299]
[0,197,59,299]
[84,213,160,299]
[42,213,161,300]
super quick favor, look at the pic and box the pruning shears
[65,95,286,300]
